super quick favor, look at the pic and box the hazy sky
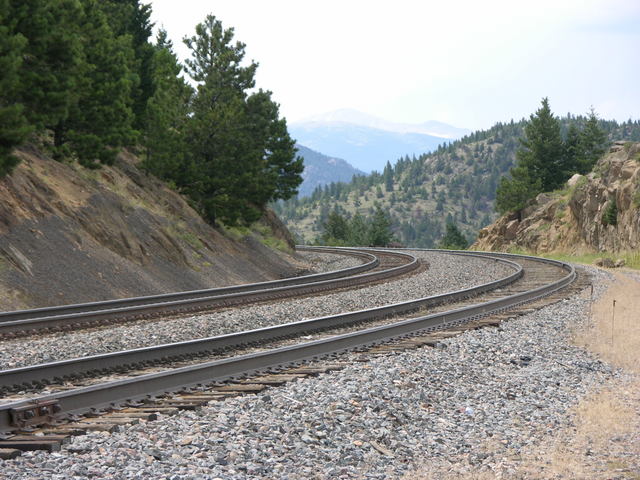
[149,0,639,131]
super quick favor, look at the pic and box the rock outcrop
[0,145,308,310]
[473,141,640,253]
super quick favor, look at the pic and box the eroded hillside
[0,146,307,310]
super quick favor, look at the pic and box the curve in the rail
[0,251,575,432]
[0,249,418,337]
[0,251,521,390]
[0,247,377,323]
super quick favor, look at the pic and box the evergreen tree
[100,0,155,131]
[438,223,469,249]
[348,212,369,246]
[383,161,394,191]
[244,89,303,206]
[495,164,542,214]
[495,98,564,213]
[142,29,192,180]
[602,198,618,226]
[8,0,82,133]
[61,0,136,167]
[368,205,393,246]
[563,122,582,175]
[183,15,301,225]
[322,208,350,245]
[517,98,565,191]
[578,108,607,173]
[0,0,32,175]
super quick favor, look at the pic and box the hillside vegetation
[275,111,640,247]
[0,1,302,225]
[473,141,640,258]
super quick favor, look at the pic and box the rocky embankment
[0,145,306,310]
[474,141,640,253]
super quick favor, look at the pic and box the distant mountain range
[289,109,471,173]
[295,144,364,197]
[277,116,640,248]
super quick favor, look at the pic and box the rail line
[0,249,581,437]
[0,247,419,339]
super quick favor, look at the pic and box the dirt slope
[0,145,308,310]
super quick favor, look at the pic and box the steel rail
[0,250,575,431]
[0,247,377,323]
[0,253,522,389]
[0,249,419,337]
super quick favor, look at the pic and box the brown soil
[0,145,309,310]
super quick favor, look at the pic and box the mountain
[473,141,640,254]
[289,123,445,173]
[296,109,470,138]
[275,117,640,248]
[289,109,470,173]
[296,145,364,197]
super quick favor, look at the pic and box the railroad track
[0,249,586,453]
[0,247,419,339]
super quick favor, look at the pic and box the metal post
[612,299,616,347]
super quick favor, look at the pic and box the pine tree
[348,212,368,246]
[368,205,393,246]
[62,0,136,167]
[244,89,303,206]
[495,98,564,213]
[142,29,192,180]
[8,0,82,134]
[100,0,154,131]
[602,198,618,226]
[0,0,32,175]
[578,108,607,173]
[495,165,542,214]
[322,208,349,245]
[563,122,582,175]
[383,161,394,191]
[517,97,565,191]
[438,223,468,250]
[183,15,302,225]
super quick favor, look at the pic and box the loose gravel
[296,251,365,273]
[0,251,513,369]
[0,266,619,479]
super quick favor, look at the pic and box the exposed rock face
[473,142,640,253]
[0,146,307,310]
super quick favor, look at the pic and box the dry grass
[574,271,640,373]
[403,271,640,479]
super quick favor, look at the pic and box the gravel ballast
[0,266,619,479]
[0,251,513,369]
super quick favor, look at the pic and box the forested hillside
[0,0,302,226]
[275,114,640,247]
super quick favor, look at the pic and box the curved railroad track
[0,248,586,442]
[0,247,419,339]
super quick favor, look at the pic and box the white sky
[149,0,640,130]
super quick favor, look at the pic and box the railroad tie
[285,363,347,375]
[237,374,307,385]
[0,437,65,452]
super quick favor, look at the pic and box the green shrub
[602,198,618,226]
